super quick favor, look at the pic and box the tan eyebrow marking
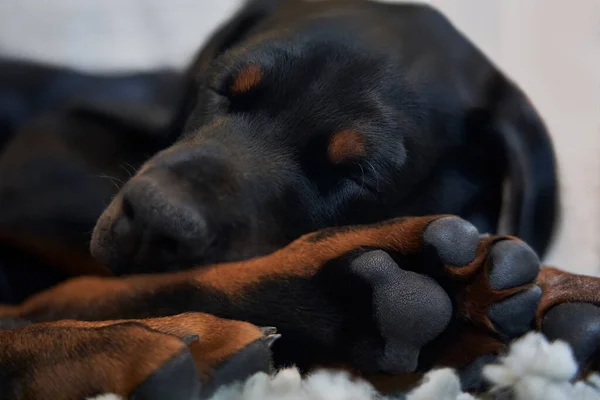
[328,129,367,165]
[230,64,262,94]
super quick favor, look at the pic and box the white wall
[0,0,241,72]
[1,0,598,275]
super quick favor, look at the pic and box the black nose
[112,170,210,271]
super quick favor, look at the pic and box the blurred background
[0,0,598,275]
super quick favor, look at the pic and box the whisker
[124,162,138,176]
[352,163,366,201]
[91,174,124,191]
[120,164,134,178]
[365,160,380,193]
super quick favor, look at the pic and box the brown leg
[0,312,275,400]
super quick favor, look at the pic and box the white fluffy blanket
[91,333,600,400]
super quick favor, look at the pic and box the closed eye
[351,160,381,194]
[327,130,367,166]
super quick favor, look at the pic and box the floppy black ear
[170,0,287,134]
[488,75,560,258]
[69,99,176,138]
[66,69,185,141]
[188,0,286,75]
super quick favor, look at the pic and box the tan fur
[536,266,600,327]
[327,130,366,165]
[231,64,262,94]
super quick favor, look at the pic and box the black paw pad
[350,250,452,373]
[488,240,540,290]
[423,217,479,267]
[488,285,541,338]
[542,302,600,365]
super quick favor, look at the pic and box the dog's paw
[267,215,543,374]
[338,217,542,373]
[422,216,541,339]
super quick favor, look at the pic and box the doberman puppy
[1,1,600,399]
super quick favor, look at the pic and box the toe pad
[488,286,541,338]
[423,217,479,267]
[542,302,600,365]
[488,240,540,290]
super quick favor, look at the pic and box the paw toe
[488,285,541,338]
[351,250,452,373]
[488,240,540,290]
[423,216,479,267]
[200,336,274,399]
[350,250,400,284]
[542,303,600,365]
[132,349,200,400]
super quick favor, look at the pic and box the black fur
[0,59,182,145]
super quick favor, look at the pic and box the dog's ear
[187,0,288,76]
[68,99,175,137]
[170,0,288,134]
[66,70,185,141]
[487,75,559,258]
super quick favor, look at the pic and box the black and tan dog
[1,1,600,399]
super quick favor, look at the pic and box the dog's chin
[155,257,217,273]
[101,254,207,276]
[96,248,243,276]
[151,245,276,274]
[89,236,119,274]
[90,217,281,275]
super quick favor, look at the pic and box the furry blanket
[90,333,600,400]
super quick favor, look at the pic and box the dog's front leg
[0,312,277,400]
[2,215,600,376]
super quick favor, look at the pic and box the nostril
[155,234,181,258]
[111,196,136,242]
[122,197,135,221]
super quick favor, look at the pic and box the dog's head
[91,0,559,274]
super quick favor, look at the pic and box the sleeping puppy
[2,1,600,399]
[88,0,567,365]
